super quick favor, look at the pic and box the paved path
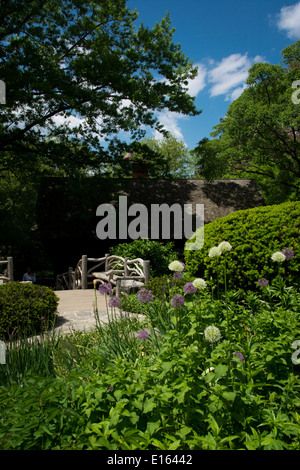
[54,289,115,334]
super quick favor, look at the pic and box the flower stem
[224,260,230,340]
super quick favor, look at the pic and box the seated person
[23,267,36,283]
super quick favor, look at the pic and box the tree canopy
[193,40,300,204]
[0,0,200,181]
[127,134,196,179]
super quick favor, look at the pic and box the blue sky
[127,0,300,150]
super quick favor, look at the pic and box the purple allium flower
[184,282,197,294]
[233,352,244,362]
[136,329,150,340]
[171,294,185,308]
[98,282,112,295]
[281,248,294,260]
[257,278,269,287]
[137,288,154,303]
[173,272,183,280]
[181,262,186,270]
[108,296,122,308]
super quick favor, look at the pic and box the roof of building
[34,177,264,239]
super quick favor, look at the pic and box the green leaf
[222,391,236,403]
[143,398,156,414]
[157,360,176,379]
[214,364,228,380]
[176,426,193,439]
[146,421,161,436]
[114,390,123,401]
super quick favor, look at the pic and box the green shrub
[145,275,172,300]
[145,274,190,300]
[0,333,57,386]
[110,239,178,277]
[1,284,300,449]
[0,282,59,338]
[121,292,163,315]
[184,201,300,291]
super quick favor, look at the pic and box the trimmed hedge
[0,282,59,338]
[110,239,177,277]
[184,201,300,291]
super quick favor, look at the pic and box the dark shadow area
[33,177,264,278]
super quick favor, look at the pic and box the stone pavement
[54,289,115,335]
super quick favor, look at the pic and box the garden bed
[0,246,300,450]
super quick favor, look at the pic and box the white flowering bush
[168,260,184,272]
[208,246,222,258]
[192,278,207,289]
[184,201,300,291]
[271,251,286,263]
[204,325,222,344]
[218,241,232,253]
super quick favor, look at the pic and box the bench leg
[116,279,121,298]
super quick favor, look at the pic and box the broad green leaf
[143,398,156,414]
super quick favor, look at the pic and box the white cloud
[227,85,245,101]
[154,110,187,141]
[277,2,300,39]
[153,53,263,140]
[52,113,84,129]
[186,63,207,96]
[205,53,266,101]
[208,53,251,98]
[152,67,206,142]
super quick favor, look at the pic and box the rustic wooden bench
[92,255,150,297]
[69,254,150,296]
[0,257,13,284]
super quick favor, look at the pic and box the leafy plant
[110,239,178,277]
[184,201,300,291]
[0,282,59,339]
[1,258,300,450]
[0,332,58,386]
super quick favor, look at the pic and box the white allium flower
[208,246,222,258]
[218,241,232,253]
[204,325,222,344]
[168,260,184,272]
[271,251,286,263]
[192,278,207,289]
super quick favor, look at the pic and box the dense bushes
[110,239,177,277]
[0,282,59,338]
[184,201,300,291]
[1,282,300,450]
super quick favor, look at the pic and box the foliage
[1,258,300,450]
[131,134,196,178]
[0,333,57,387]
[184,201,300,292]
[145,275,173,300]
[0,0,199,181]
[110,239,178,277]
[193,40,300,204]
[121,293,161,315]
[0,282,58,339]
[145,274,192,300]
[1,279,300,449]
